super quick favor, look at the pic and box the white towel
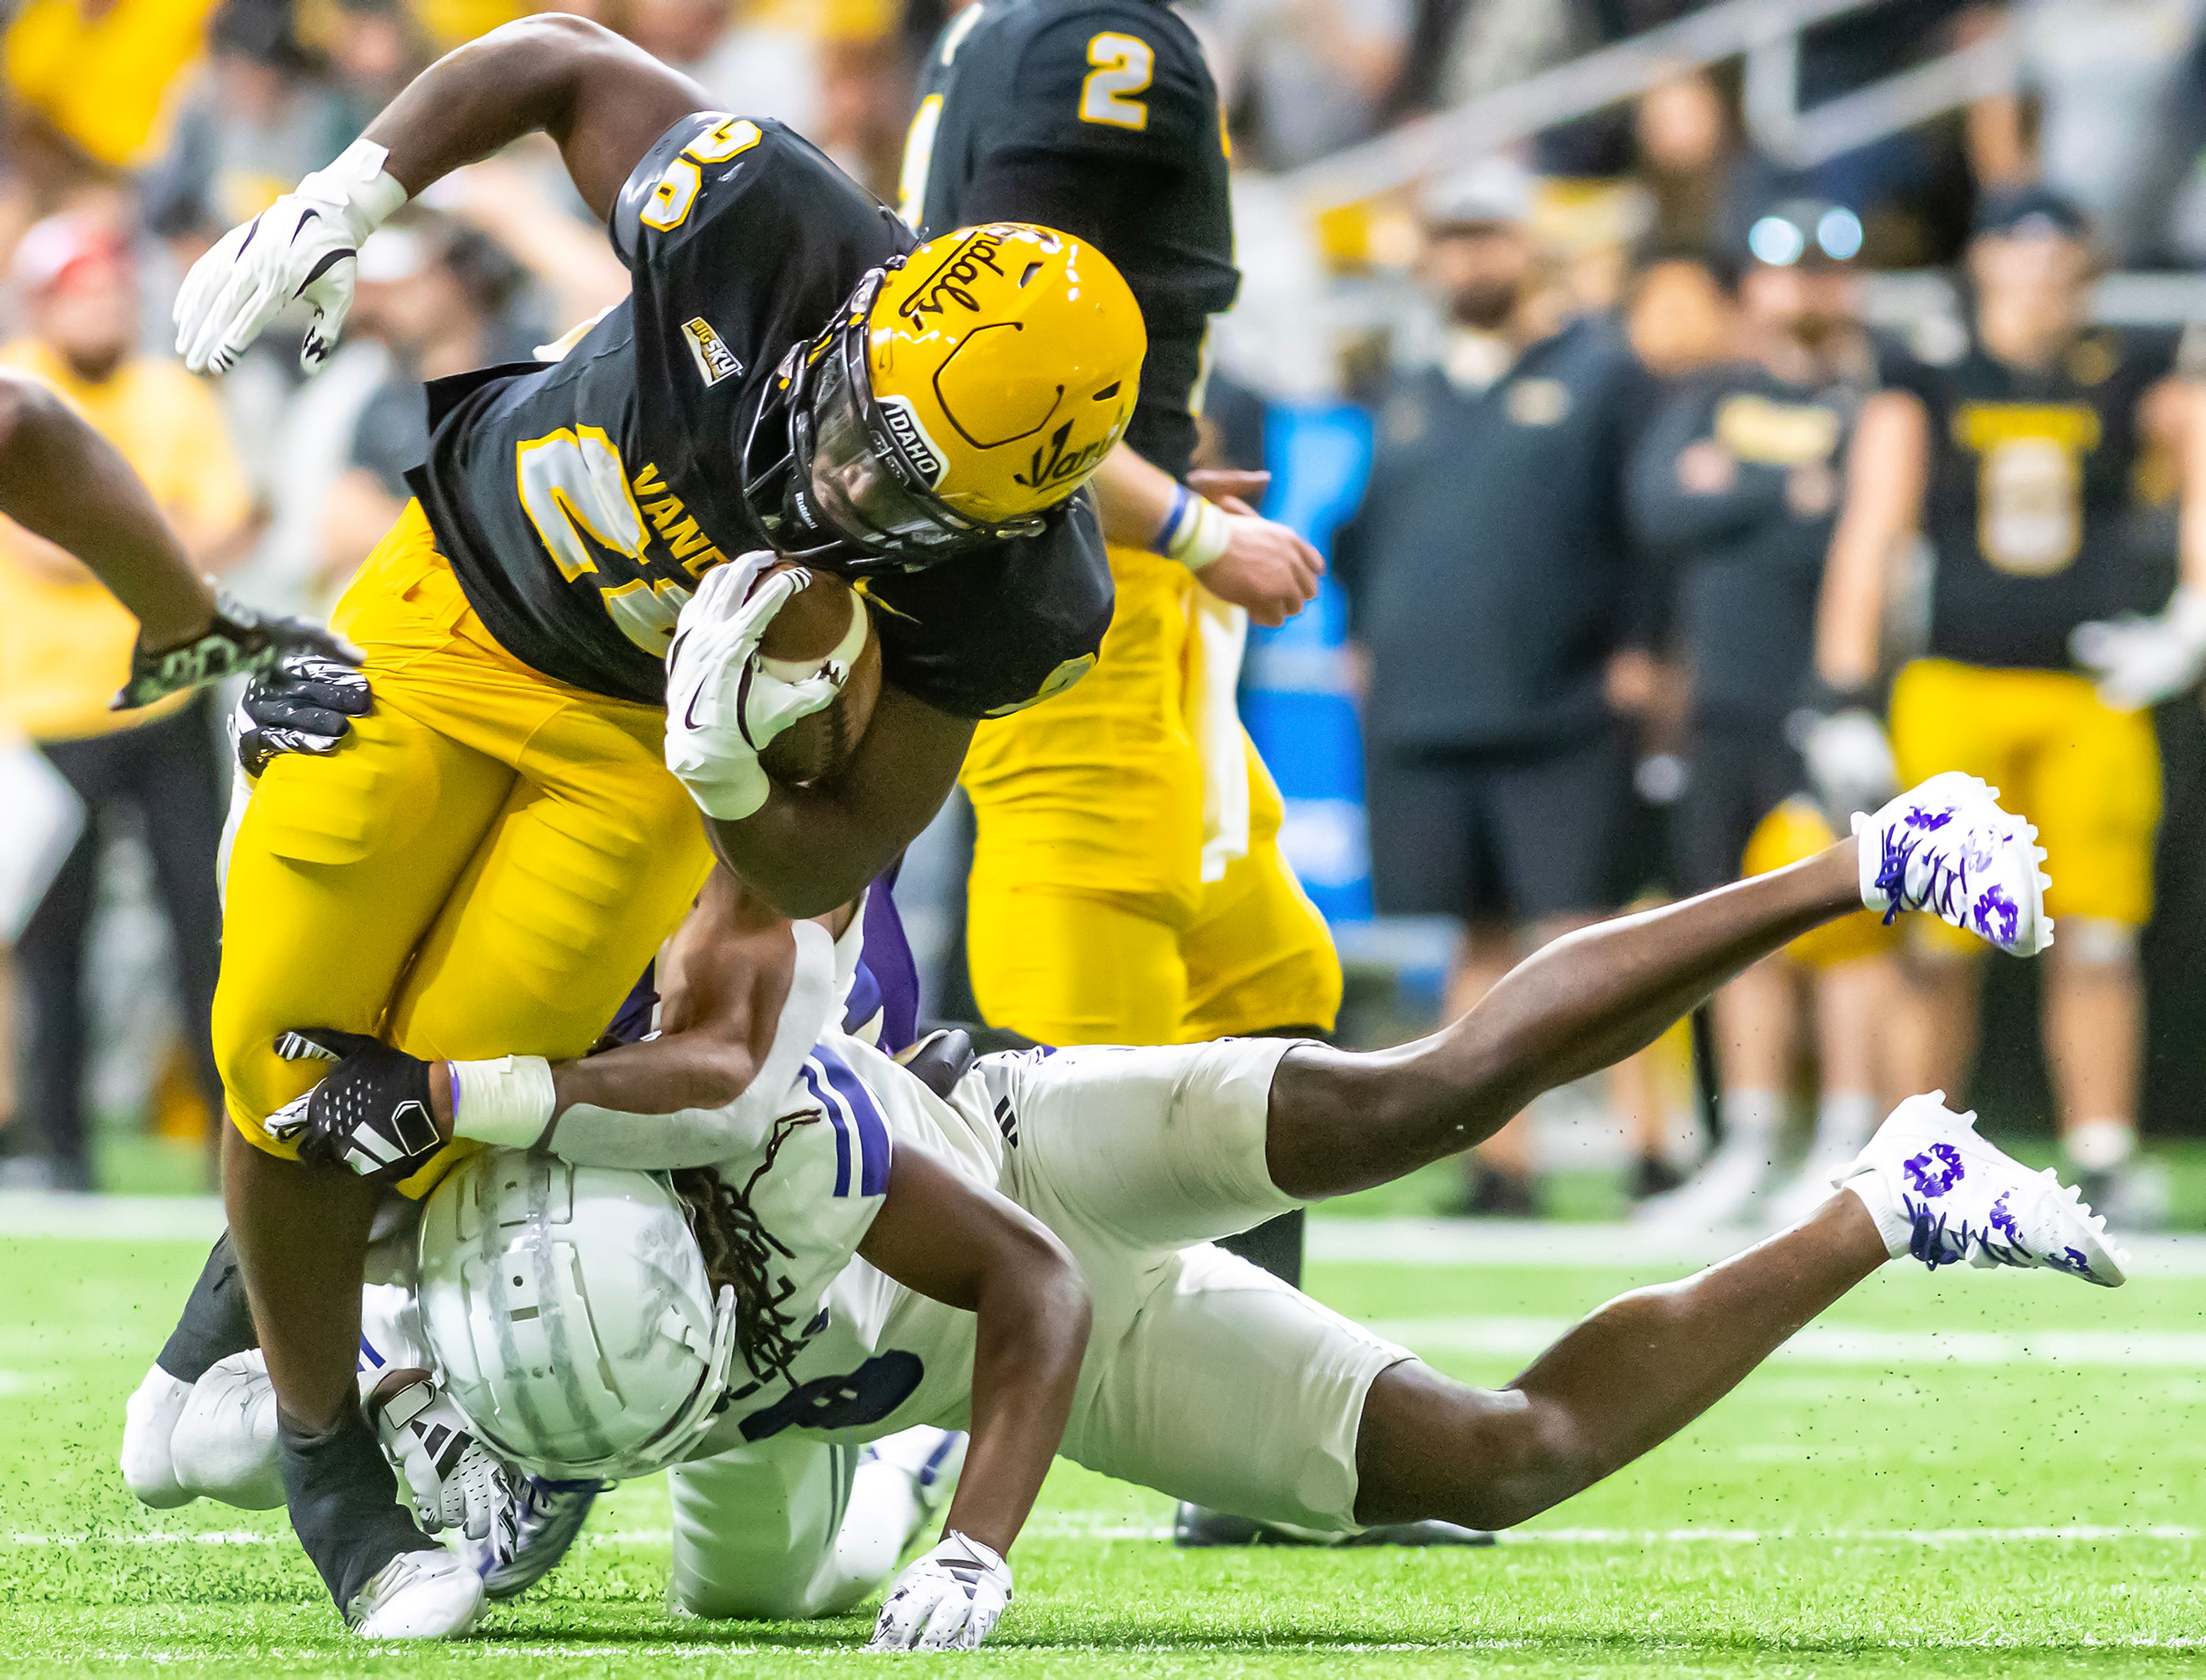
[0,731,82,940]
[1194,589,1250,883]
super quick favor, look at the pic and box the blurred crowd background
[3,0,2206,1226]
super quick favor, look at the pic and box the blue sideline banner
[1239,401,1374,926]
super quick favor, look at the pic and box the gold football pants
[212,503,714,1196]
[1889,657,2160,952]
[962,543,1341,1045]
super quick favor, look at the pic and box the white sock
[1717,1088,1784,1163]
[1812,1093,1877,1163]
[1840,1167,1914,1258]
[2064,1119,2136,1173]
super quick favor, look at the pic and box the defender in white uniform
[150,774,2125,1649]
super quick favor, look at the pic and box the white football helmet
[415,1151,737,1480]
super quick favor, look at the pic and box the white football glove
[2071,586,2206,710]
[867,1531,1012,1652]
[369,1376,518,1543]
[1794,705,1898,823]
[174,140,408,375]
[664,553,844,822]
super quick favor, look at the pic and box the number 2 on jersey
[516,428,693,655]
[1081,32,1154,130]
[641,116,764,232]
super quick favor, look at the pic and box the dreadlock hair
[670,1111,813,1387]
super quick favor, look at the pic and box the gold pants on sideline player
[961,543,1341,1045]
[1742,796,1897,967]
[1888,657,2160,952]
[211,502,714,1198]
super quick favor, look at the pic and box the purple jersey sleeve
[599,867,920,1053]
[843,863,920,1055]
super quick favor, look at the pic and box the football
[750,562,882,785]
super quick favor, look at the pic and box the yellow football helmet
[762,223,1145,569]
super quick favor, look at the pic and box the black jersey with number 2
[407,112,1111,717]
[904,0,1237,481]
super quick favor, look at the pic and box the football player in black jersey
[1810,185,2206,1222]
[1626,203,1901,1231]
[167,14,1144,1636]
[900,0,1348,1545]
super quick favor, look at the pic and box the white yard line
[15,1520,2199,1549]
[0,1192,224,1242]
[12,1198,2206,1276]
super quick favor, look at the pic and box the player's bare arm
[1795,387,1929,813]
[854,1148,1089,1560]
[0,371,361,708]
[357,15,704,222]
[703,684,975,918]
[275,865,850,1171]
[177,14,708,375]
[1814,387,1930,691]
[1091,442,1324,627]
[443,867,815,1129]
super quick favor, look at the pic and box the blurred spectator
[626,0,825,136]
[1625,244,1738,377]
[0,213,252,1191]
[1967,0,2206,264]
[321,217,538,587]
[1811,187,2201,1225]
[1634,69,1779,257]
[143,0,352,248]
[1333,161,1669,1214]
[620,0,908,192]
[3,0,221,199]
[1429,0,1595,113]
[1625,203,1902,1229]
[1206,0,1412,171]
[308,0,434,132]
[409,0,526,55]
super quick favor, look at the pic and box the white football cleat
[346,1547,486,1640]
[1837,1092,2128,1286]
[119,1364,194,1509]
[1855,772,2053,956]
[171,1350,283,1509]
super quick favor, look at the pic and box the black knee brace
[156,1232,260,1383]
[278,1404,436,1609]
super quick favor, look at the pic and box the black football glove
[117,584,364,710]
[267,1029,443,1184]
[231,654,373,777]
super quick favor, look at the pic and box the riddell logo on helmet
[880,396,949,486]
[897,229,1013,322]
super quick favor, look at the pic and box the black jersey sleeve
[992,6,1217,169]
[610,110,775,269]
[859,493,1113,719]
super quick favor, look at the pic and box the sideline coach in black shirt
[1335,163,1659,1213]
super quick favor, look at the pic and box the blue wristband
[1154,484,1193,555]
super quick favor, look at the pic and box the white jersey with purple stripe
[702,1029,997,1454]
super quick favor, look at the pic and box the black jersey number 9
[736,1351,926,1442]
[641,116,766,233]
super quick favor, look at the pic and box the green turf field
[3,1212,2203,1677]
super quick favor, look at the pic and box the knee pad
[119,1364,195,1509]
[172,1351,284,1510]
